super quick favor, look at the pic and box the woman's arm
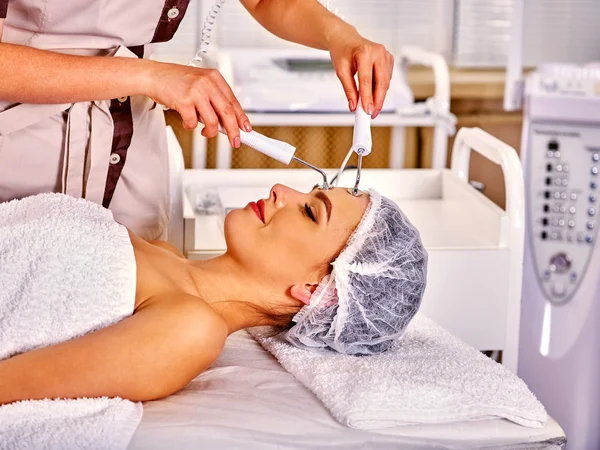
[0,43,250,145]
[0,295,227,404]
[240,0,395,118]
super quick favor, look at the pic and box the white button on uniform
[109,153,121,165]
[552,282,566,297]
[167,7,179,18]
[117,96,128,102]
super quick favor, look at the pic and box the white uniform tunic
[0,0,191,239]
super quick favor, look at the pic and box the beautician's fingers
[372,52,394,120]
[335,59,359,112]
[144,63,251,137]
[207,70,252,133]
[178,104,199,131]
[209,89,242,148]
[355,51,374,116]
[195,101,220,139]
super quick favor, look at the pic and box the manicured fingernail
[349,99,355,111]
[372,109,380,119]
[244,121,252,132]
[234,136,241,148]
[367,104,374,115]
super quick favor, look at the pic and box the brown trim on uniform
[127,45,145,59]
[0,0,9,19]
[103,97,134,208]
[151,0,191,43]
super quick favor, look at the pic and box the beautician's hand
[329,31,394,120]
[145,63,251,148]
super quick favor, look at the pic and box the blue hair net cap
[285,189,428,355]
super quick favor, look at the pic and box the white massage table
[153,127,566,448]
[130,331,565,450]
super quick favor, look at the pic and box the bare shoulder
[138,293,228,364]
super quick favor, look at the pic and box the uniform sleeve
[0,0,8,19]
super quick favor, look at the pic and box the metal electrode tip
[292,156,331,190]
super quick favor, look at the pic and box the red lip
[257,199,266,223]
[249,201,264,222]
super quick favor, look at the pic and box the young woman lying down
[0,185,427,404]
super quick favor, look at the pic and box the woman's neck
[185,255,284,335]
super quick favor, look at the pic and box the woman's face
[224,184,369,295]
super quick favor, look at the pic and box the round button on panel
[571,193,577,200]
[568,220,575,228]
[558,219,565,227]
[587,222,594,230]
[590,194,597,202]
[550,252,572,274]
[594,153,600,162]
[559,205,566,213]
[167,7,179,18]
[551,219,559,226]
[569,206,577,214]
[552,205,560,213]
[556,165,563,172]
[554,192,561,199]
[589,207,596,216]
[593,167,599,175]
[561,192,568,200]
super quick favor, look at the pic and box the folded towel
[0,398,142,450]
[0,194,140,449]
[249,314,547,430]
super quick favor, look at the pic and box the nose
[271,184,304,208]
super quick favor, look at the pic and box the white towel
[249,314,547,430]
[0,193,141,449]
[0,398,142,450]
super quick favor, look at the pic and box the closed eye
[304,203,317,223]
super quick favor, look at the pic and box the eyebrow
[315,191,332,222]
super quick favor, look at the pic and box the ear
[290,283,319,306]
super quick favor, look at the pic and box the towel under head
[0,193,137,360]
[251,314,547,430]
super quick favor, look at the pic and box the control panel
[528,122,600,304]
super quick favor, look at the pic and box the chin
[223,209,256,256]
